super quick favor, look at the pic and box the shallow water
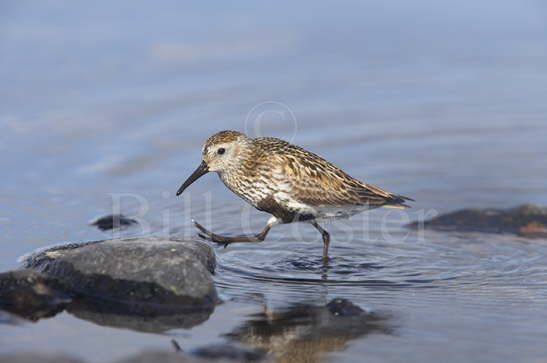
[2,1,547,362]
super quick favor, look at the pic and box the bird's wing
[263,144,412,208]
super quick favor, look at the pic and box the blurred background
[1,1,547,362]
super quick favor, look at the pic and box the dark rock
[21,237,218,307]
[0,353,85,363]
[192,344,267,361]
[407,203,547,238]
[0,264,215,331]
[0,269,72,321]
[90,214,138,231]
[326,298,364,316]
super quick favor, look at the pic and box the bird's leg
[193,217,277,248]
[311,221,330,263]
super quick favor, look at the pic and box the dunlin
[176,130,413,261]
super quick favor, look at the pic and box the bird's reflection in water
[225,298,393,363]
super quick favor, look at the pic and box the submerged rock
[326,298,364,316]
[90,214,139,231]
[21,237,218,307]
[0,269,71,321]
[407,203,547,238]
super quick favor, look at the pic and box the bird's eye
[217,148,225,155]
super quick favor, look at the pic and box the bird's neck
[218,142,265,205]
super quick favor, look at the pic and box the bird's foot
[197,233,231,248]
[193,220,232,248]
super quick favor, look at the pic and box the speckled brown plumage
[249,137,410,208]
[176,130,414,262]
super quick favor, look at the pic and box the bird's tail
[382,193,414,209]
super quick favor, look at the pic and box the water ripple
[211,227,547,307]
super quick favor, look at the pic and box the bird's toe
[211,239,231,248]
[197,231,231,246]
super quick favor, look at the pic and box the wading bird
[176,130,413,261]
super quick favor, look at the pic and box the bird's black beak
[176,161,209,196]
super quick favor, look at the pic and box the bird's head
[176,130,250,196]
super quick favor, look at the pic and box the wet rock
[21,237,218,307]
[326,298,364,316]
[407,203,547,238]
[0,265,215,331]
[192,344,267,362]
[0,269,72,321]
[0,353,85,363]
[518,221,547,238]
[90,214,138,231]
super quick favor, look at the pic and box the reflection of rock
[407,203,547,238]
[0,353,85,363]
[2,348,265,363]
[21,237,218,306]
[66,296,214,333]
[226,298,392,363]
[90,214,139,231]
[113,351,191,363]
[0,272,215,333]
[0,269,71,321]
[0,352,197,363]
[0,268,216,333]
[192,344,267,361]
[0,270,215,333]
[115,346,266,363]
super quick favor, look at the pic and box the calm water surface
[1,1,547,362]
